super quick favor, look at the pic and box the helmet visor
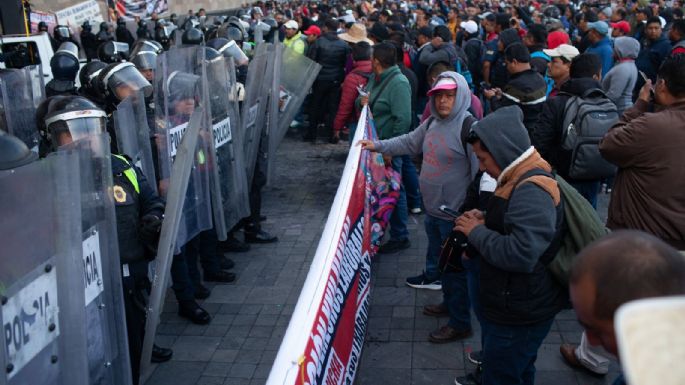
[105,63,153,99]
[46,111,106,147]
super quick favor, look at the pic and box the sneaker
[410,207,423,215]
[290,120,303,128]
[428,325,473,343]
[406,273,442,290]
[467,350,483,366]
[377,238,410,254]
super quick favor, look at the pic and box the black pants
[122,263,150,385]
[307,79,342,138]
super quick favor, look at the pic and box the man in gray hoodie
[602,36,639,114]
[359,72,478,342]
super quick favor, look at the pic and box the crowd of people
[2,0,685,383]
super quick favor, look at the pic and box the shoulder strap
[580,87,607,98]
[513,169,560,205]
[460,115,476,153]
[369,71,400,111]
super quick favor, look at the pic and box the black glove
[139,214,162,257]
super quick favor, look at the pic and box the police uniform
[111,154,164,384]
[483,39,509,89]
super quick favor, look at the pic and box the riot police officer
[181,27,204,46]
[136,19,152,40]
[46,42,79,97]
[80,21,99,61]
[36,95,173,383]
[77,60,108,107]
[98,40,130,63]
[116,17,135,47]
[97,22,115,45]
[52,25,79,52]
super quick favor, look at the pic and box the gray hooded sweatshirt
[602,36,639,113]
[374,72,478,221]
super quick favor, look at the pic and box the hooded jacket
[635,35,671,84]
[373,72,478,221]
[599,99,685,250]
[333,59,372,133]
[468,106,565,325]
[531,77,604,182]
[602,37,639,113]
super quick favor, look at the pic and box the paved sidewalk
[146,135,619,385]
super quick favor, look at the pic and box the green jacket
[357,65,412,139]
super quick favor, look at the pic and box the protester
[602,36,639,114]
[333,41,372,141]
[543,43,580,96]
[456,105,566,385]
[569,231,685,385]
[635,16,672,92]
[585,21,614,76]
[600,54,685,251]
[356,42,412,254]
[669,19,685,54]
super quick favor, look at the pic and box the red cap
[547,30,569,50]
[611,21,631,35]
[303,25,321,37]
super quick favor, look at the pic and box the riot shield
[139,107,204,383]
[0,65,46,150]
[263,43,282,185]
[202,55,250,238]
[113,90,158,194]
[59,133,132,385]
[153,46,213,249]
[276,45,321,145]
[240,42,271,183]
[0,151,88,385]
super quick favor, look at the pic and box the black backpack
[559,88,618,180]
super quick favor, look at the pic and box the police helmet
[163,71,201,108]
[206,38,248,65]
[38,21,48,32]
[54,25,71,41]
[182,27,205,45]
[131,51,158,71]
[99,22,110,33]
[219,26,244,43]
[78,60,108,95]
[50,42,80,81]
[117,17,127,28]
[0,132,38,170]
[214,15,227,26]
[37,95,107,154]
[130,39,163,57]
[98,41,130,63]
[97,62,153,102]
[82,21,92,32]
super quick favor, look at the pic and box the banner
[29,11,57,34]
[54,0,104,27]
[115,0,169,19]
[266,106,400,385]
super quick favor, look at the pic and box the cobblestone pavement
[146,134,619,385]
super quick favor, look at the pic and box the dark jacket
[116,26,135,46]
[469,106,565,325]
[399,64,418,127]
[80,31,98,61]
[111,154,164,263]
[634,35,671,91]
[307,32,351,82]
[599,99,685,250]
[531,77,602,182]
[492,69,547,135]
[463,37,484,86]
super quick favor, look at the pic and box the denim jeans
[424,215,453,280]
[402,155,422,210]
[462,256,482,325]
[481,317,555,385]
[570,180,600,209]
[389,156,409,241]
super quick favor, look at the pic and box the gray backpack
[560,88,618,180]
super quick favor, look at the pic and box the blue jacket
[586,36,614,77]
[635,36,672,81]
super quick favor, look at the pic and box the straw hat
[339,23,374,45]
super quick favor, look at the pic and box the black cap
[369,22,390,40]
[504,42,530,63]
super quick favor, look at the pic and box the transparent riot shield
[202,55,250,238]
[114,90,158,194]
[0,65,46,150]
[59,133,132,385]
[153,46,213,249]
[139,107,204,383]
[0,151,88,385]
[263,43,282,185]
[241,42,271,183]
[276,46,322,145]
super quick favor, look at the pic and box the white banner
[54,0,104,28]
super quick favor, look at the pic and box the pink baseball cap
[427,77,457,96]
